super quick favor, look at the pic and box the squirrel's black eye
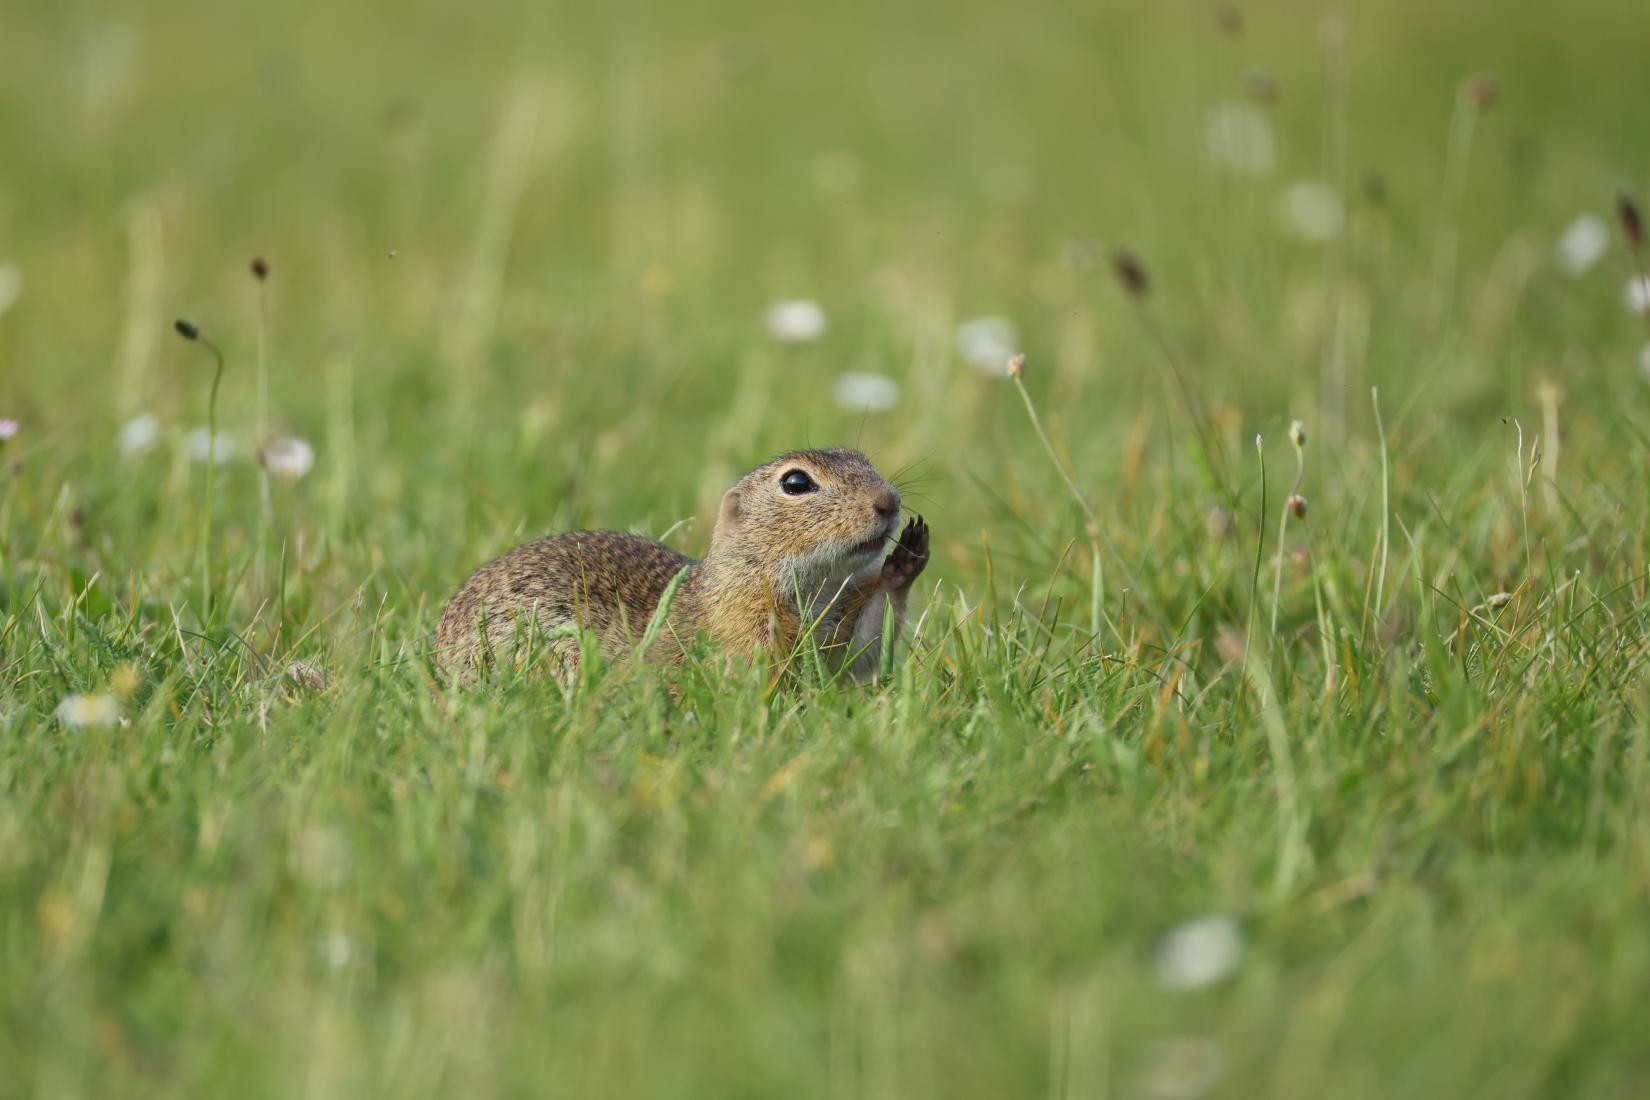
[780,469,818,495]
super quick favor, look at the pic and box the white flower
[1555,213,1609,276]
[0,418,17,442]
[323,930,353,969]
[1627,275,1650,314]
[57,693,119,729]
[1137,1038,1225,1100]
[766,299,826,343]
[1156,914,1244,991]
[1205,102,1276,176]
[117,412,159,456]
[1276,180,1344,242]
[186,427,235,464]
[832,372,899,411]
[259,435,315,480]
[0,262,21,315]
[954,316,1020,374]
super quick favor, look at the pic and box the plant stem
[1370,387,1390,640]
[255,281,273,590]
[199,335,226,619]
[1011,375,1120,640]
[1271,504,1290,635]
[1242,435,1267,712]
[1271,448,1305,634]
[1012,376,1097,532]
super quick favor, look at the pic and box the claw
[882,513,931,589]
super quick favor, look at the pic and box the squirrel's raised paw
[882,515,930,590]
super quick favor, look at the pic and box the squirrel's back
[434,448,928,685]
[434,531,692,679]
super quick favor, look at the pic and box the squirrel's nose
[874,487,901,520]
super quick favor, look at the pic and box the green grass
[4,0,1650,1095]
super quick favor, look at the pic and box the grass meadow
[4,0,1650,1095]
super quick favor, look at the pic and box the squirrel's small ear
[718,487,742,528]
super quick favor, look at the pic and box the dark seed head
[1244,68,1278,104]
[174,318,200,341]
[1617,194,1644,251]
[1464,74,1498,109]
[1288,494,1308,520]
[1109,249,1149,299]
[251,256,270,280]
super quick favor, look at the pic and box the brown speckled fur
[434,449,930,683]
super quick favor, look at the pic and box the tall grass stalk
[1007,355,1119,641]
[252,260,273,590]
[1369,387,1391,641]
[1270,421,1307,634]
[175,320,226,619]
[1243,434,1267,711]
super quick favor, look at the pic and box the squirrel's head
[710,448,902,599]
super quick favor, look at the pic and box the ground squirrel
[434,448,930,683]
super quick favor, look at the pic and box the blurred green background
[4,0,1650,1096]
[4,0,1646,531]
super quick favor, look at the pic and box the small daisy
[56,693,120,729]
[0,418,18,442]
[765,299,826,343]
[1205,102,1276,176]
[117,412,159,456]
[323,930,353,969]
[832,372,899,412]
[1276,180,1344,242]
[259,435,315,480]
[1555,213,1609,276]
[1155,914,1244,991]
[186,427,235,465]
[954,316,1020,374]
[1626,275,1650,314]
